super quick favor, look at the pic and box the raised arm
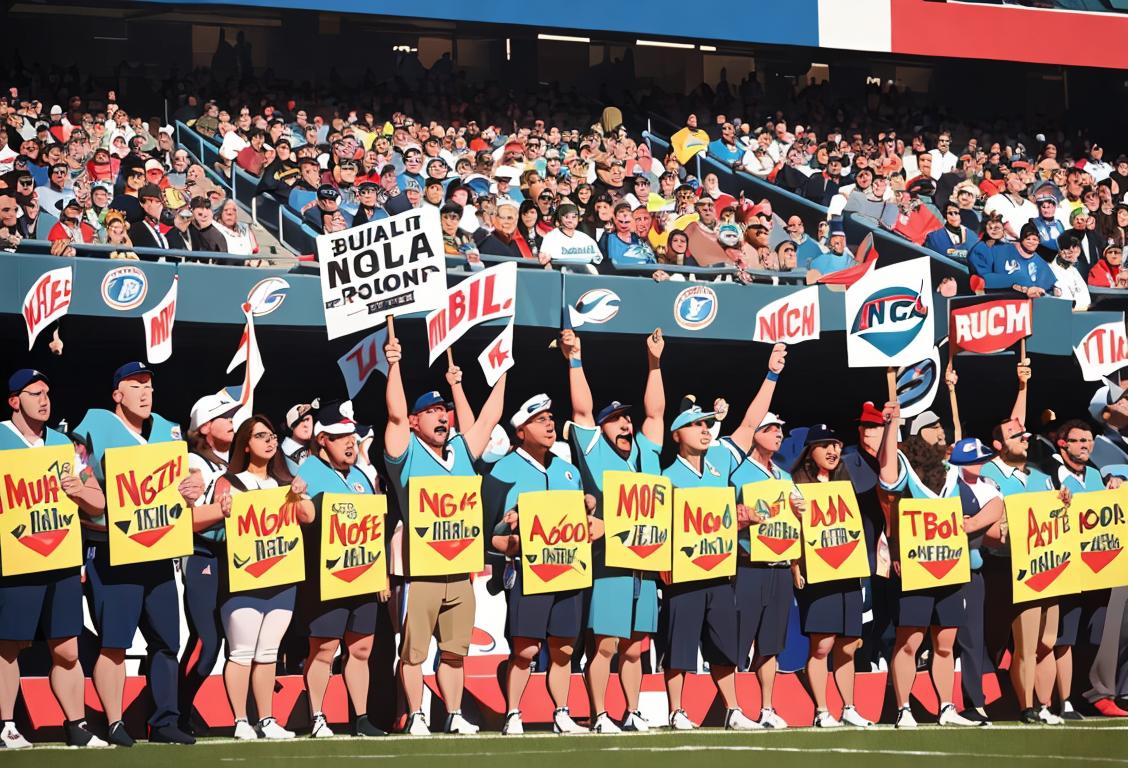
[446,362,476,435]
[1011,357,1030,424]
[561,329,594,427]
[463,371,508,458]
[878,400,902,487]
[726,343,787,455]
[383,336,410,460]
[641,328,665,445]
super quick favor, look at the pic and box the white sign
[317,207,446,340]
[337,328,390,399]
[845,257,934,368]
[142,276,178,364]
[477,317,515,387]
[426,262,516,365]
[22,266,72,350]
[1075,319,1128,381]
[752,286,820,345]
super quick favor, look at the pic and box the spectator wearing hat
[1087,241,1127,289]
[35,162,71,215]
[129,183,169,257]
[47,198,95,246]
[144,158,169,191]
[806,224,854,283]
[304,185,352,233]
[1050,234,1091,309]
[188,195,228,254]
[925,200,976,263]
[980,222,1059,298]
[383,334,508,735]
[73,362,202,746]
[0,369,108,749]
[353,181,388,226]
[1033,193,1067,257]
[165,206,193,250]
[1064,207,1103,274]
[293,401,386,738]
[486,394,589,736]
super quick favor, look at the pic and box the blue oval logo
[673,286,717,331]
[101,266,148,310]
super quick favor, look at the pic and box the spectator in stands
[598,201,661,272]
[539,203,600,269]
[479,200,533,259]
[806,224,854,284]
[709,122,742,166]
[36,163,71,215]
[398,147,425,191]
[891,178,942,245]
[352,181,387,225]
[1088,242,1127,289]
[189,196,228,253]
[86,182,112,228]
[304,186,352,232]
[680,196,732,268]
[440,202,480,268]
[144,159,169,192]
[1050,234,1091,310]
[782,215,823,269]
[97,210,132,249]
[1033,193,1065,257]
[804,154,842,207]
[1104,203,1128,248]
[1066,208,1103,274]
[774,239,799,271]
[924,201,976,263]
[968,212,1008,278]
[929,132,958,179]
[255,140,297,199]
[985,172,1037,241]
[517,200,543,258]
[214,199,258,257]
[128,184,169,257]
[47,199,94,244]
[111,166,146,224]
[287,158,321,214]
[235,129,268,177]
[980,222,1059,298]
[1081,143,1112,183]
[166,206,192,250]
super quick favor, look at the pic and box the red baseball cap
[857,401,884,425]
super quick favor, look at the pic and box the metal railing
[14,238,269,264]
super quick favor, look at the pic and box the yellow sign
[897,496,970,592]
[408,475,484,577]
[742,480,802,562]
[796,481,869,584]
[105,441,192,566]
[672,486,736,583]
[0,445,82,576]
[670,126,710,165]
[517,490,592,595]
[1074,490,1128,591]
[1005,490,1082,603]
[320,493,388,600]
[226,486,305,593]
[602,471,672,571]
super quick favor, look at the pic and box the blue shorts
[587,574,658,639]
[662,579,739,671]
[299,581,379,639]
[896,582,964,628]
[84,540,178,649]
[735,564,794,662]
[1056,593,1081,647]
[797,578,863,637]
[507,570,583,641]
[0,569,82,641]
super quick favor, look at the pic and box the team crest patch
[673,286,718,331]
[353,482,365,493]
[101,266,148,311]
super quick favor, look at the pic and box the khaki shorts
[400,575,475,664]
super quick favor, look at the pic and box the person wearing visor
[383,335,508,735]
[296,400,387,738]
[0,369,106,748]
[660,342,787,731]
[74,362,202,746]
[487,394,592,735]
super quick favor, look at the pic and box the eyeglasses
[252,431,278,442]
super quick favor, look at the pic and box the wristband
[570,358,583,369]
[766,370,780,382]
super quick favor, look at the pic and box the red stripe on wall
[890,0,1128,69]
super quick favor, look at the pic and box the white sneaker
[591,712,621,734]
[938,704,982,727]
[725,708,761,730]
[502,711,524,736]
[814,710,843,728]
[405,711,430,736]
[895,706,917,729]
[841,706,873,728]
[1038,706,1064,725]
[234,719,259,740]
[622,710,650,732]
[668,709,697,730]
[1,722,31,749]
[310,712,334,739]
[552,708,585,734]
[445,712,480,735]
[258,717,295,740]
[757,708,788,729]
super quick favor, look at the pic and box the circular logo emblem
[673,286,718,331]
[572,288,621,325]
[353,482,365,493]
[246,276,290,316]
[101,266,148,310]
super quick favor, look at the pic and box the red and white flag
[337,328,390,399]
[22,266,72,350]
[142,276,178,364]
[477,317,514,386]
[226,302,265,423]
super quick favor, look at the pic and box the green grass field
[6,722,1126,768]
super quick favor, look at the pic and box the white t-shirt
[539,227,601,264]
[1049,261,1090,310]
[984,193,1037,239]
[188,449,229,506]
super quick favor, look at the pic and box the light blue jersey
[485,449,582,541]
[384,432,477,523]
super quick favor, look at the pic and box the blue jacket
[982,247,1058,292]
[924,226,975,263]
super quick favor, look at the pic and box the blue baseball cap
[596,400,632,425]
[411,391,446,414]
[949,438,996,466]
[314,399,357,437]
[112,362,154,388]
[8,368,49,394]
[804,424,840,445]
[670,403,717,433]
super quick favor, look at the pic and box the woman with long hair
[517,199,543,258]
[790,426,871,728]
[192,415,314,740]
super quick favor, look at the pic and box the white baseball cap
[1089,382,1126,422]
[909,410,941,436]
[511,394,552,429]
[189,394,240,432]
[758,412,785,430]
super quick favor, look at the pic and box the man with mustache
[557,328,663,733]
[383,336,508,735]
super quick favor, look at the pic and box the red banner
[950,298,1031,355]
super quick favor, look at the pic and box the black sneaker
[959,709,991,726]
[108,720,135,747]
[1060,709,1084,721]
[149,724,196,744]
[354,716,387,737]
[1019,707,1041,724]
[65,719,109,748]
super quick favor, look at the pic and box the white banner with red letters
[950,297,1032,355]
[22,266,72,350]
[752,285,820,345]
[426,262,516,365]
[477,317,515,386]
[1075,318,1128,381]
[142,276,178,365]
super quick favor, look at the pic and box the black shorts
[299,583,379,639]
[1055,593,1082,647]
[0,568,82,642]
[896,582,965,628]
[662,579,739,671]
[735,564,793,662]
[507,570,583,641]
[797,578,863,637]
